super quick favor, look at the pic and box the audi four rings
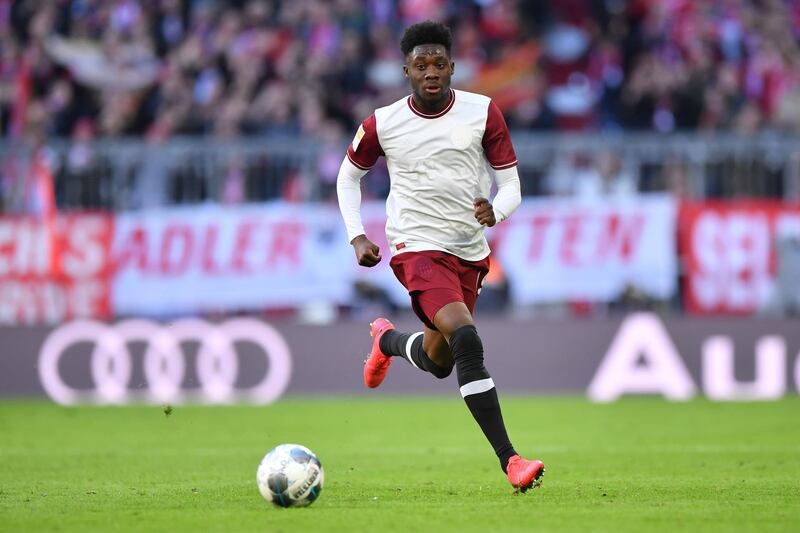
[38,318,292,405]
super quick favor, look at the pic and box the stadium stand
[0,1,799,320]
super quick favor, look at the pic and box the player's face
[403,44,454,110]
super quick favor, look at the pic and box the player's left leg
[432,303,516,468]
[433,302,544,493]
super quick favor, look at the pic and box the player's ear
[450,61,455,74]
[403,64,409,78]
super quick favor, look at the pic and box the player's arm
[475,100,521,226]
[336,115,384,266]
[336,157,382,266]
[489,166,521,223]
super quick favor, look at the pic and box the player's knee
[448,325,486,379]
[432,301,474,337]
[423,345,454,379]
[449,324,483,360]
[429,362,454,379]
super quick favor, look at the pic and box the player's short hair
[400,21,453,57]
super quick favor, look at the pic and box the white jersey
[344,89,518,261]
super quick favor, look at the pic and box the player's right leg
[364,321,453,388]
[383,325,453,375]
[421,328,454,370]
[364,251,460,388]
[362,317,396,388]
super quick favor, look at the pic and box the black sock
[449,325,516,473]
[379,330,452,379]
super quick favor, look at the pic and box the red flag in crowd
[9,51,30,139]
[26,150,62,278]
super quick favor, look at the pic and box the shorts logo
[416,258,434,280]
[38,318,292,406]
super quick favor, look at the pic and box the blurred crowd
[0,0,799,318]
[1,0,799,145]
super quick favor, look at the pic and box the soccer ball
[256,444,324,508]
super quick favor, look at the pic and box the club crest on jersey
[451,128,473,150]
[352,124,366,151]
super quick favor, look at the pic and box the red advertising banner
[679,201,800,315]
[0,214,114,324]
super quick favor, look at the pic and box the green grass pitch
[1,396,799,532]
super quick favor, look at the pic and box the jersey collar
[407,89,455,119]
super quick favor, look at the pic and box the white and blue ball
[256,444,324,508]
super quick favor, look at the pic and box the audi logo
[38,318,292,406]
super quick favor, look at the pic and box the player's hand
[473,197,496,227]
[351,234,382,267]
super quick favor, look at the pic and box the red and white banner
[0,195,680,321]
[679,201,800,315]
[111,203,413,316]
[112,205,353,315]
[492,195,677,303]
[0,214,113,324]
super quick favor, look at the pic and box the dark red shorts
[389,250,490,330]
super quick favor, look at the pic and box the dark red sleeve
[482,100,517,170]
[346,114,384,170]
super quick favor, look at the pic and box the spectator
[1,0,797,142]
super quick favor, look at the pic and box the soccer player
[336,21,544,493]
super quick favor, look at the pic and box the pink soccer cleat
[506,455,545,494]
[363,318,396,388]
